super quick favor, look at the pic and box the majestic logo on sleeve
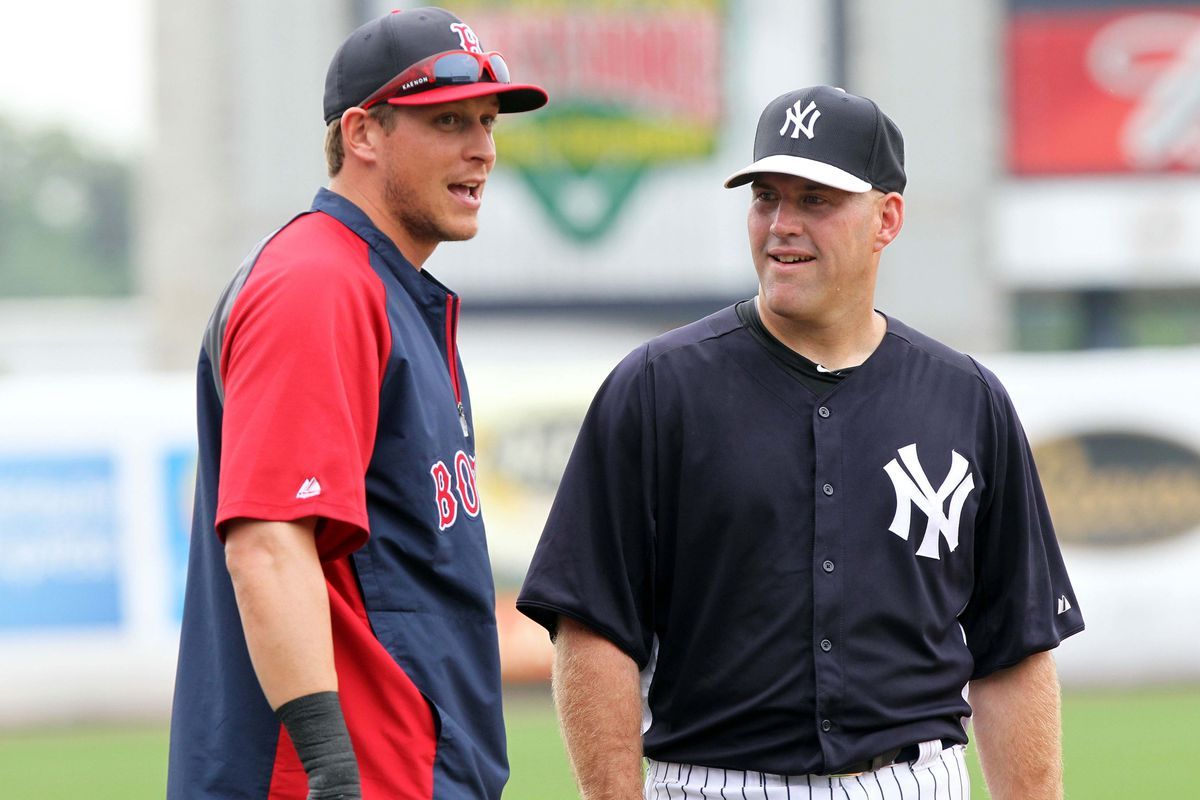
[296,477,322,499]
[781,99,821,140]
[431,451,481,531]
[884,444,975,560]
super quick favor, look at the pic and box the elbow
[224,529,275,588]
[223,520,321,594]
[223,519,296,587]
[223,517,320,588]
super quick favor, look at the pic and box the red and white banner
[1008,7,1200,173]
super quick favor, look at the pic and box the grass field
[1,685,1197,798]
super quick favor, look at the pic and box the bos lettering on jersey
[432,450,480,531]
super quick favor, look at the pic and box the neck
[328,176,433,268]
[756,297,887,371]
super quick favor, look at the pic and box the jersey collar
[310,187,459,305]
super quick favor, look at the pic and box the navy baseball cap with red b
[323,7,548,124]
[724,85,905,195]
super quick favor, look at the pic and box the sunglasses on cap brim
[360,50,512,110]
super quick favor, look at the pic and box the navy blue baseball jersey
[517,304,1083,776]
[169,189,505,799]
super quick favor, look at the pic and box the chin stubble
[384,175,476,244]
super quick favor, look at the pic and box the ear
[873,192,905,252]
[340,107,381,167]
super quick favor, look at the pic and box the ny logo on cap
[780,99,821,140]
[450,22,483,54]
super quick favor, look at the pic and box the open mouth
[449,182,481,201]
[771,254,815,264]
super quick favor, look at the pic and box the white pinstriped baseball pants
[644,744,970,800]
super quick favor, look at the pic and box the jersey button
[820,638,832,652]
[818,406,831,418]
[821,719,832,732]
[822,560,835,573]
[822,483,834,496]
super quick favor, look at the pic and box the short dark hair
[324,104,401,177]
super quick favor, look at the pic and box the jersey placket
[810,393,847,768]
[443,294,469,438]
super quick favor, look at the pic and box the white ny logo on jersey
[780,100,821,139]
[884,444,975,560]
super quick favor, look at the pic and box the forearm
[552,617,644,800]
[226,517,359,798]
[970,650,1063,800]
[225,517,337,708]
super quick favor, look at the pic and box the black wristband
[274,691,362,800]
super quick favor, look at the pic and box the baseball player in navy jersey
[517,86,1083,800]
[167,8,546,799]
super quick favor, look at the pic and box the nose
[769,201,805,238]
[467,120,496,170]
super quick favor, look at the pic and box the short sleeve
[216,227,390,561]
[959,368,1084,678]
[516,345,658,668]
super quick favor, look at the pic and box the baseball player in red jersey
[168,8,546,799]
[517,86,1082,799]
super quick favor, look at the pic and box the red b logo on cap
[450,22,483,54]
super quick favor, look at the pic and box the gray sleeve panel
[202,225,292,405]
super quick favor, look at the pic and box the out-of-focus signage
[1008,3,1200,173]
[164,447,196,620]
[1034,431,1200,546]
[0,455,121,629]
[455,0,725,241]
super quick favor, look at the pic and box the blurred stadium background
[3,0,1200,796]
